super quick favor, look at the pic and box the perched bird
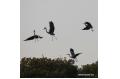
[67,48,82,59]
[24,30,43,41]
[82,22,94,31]
[43,21,57,40]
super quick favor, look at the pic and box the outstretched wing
[87,22,93,28]
[49,21,55,33]
[75,53,82,57]
[24,36,35,41]
[70,48,75,56]
[83,22,93,30]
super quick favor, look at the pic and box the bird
[24,30,43,41]
[43,21,57,40]
[67,48,82,60]
[82,21,94,31]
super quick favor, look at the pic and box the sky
[20,0,98,66]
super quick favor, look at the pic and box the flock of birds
[23,21,94,62]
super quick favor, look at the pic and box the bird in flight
[82,22,94,31]
[43,21,57,40]
[24,30,43,41]
[67,48,82,61]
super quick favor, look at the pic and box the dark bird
[67,48,82,59]
[82,22,94,31]
[43,21,57,40]
[24,30,43,41]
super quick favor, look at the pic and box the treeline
[20,57,98,78]
[78,61,98,78]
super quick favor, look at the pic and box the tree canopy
[20,57,98,78]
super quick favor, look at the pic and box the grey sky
[20,0,98,66]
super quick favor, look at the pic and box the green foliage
[78,61,98,78]
[20,57,98,78]
[20,57,78,78]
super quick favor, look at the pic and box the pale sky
[20,0,98,66]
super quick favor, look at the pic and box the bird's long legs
[34,39,36,43]
[51,36,57,41]
[54,36,57,40]
[75,58,78,62]
[52,36,53,41]
[37,38,39,42]
[51,35,57,41]
[34,38,39,43]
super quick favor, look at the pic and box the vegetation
[78,61,98,78]
[20,57,98,78]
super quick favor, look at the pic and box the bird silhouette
[24,30,43,41]
[82,22,94,31]
[43,21,57,40]
[67,48,82,60]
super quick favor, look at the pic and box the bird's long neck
[44,28,49,33]
[34,30,35,36]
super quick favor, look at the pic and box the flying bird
[24,30,43,41]
[67,48,82,60]
[82,22,94,31]
[43,21,57,40]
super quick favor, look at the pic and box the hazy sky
[20,0,98,66]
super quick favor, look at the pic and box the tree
[78,61,98,78]
[20,57,78,78]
